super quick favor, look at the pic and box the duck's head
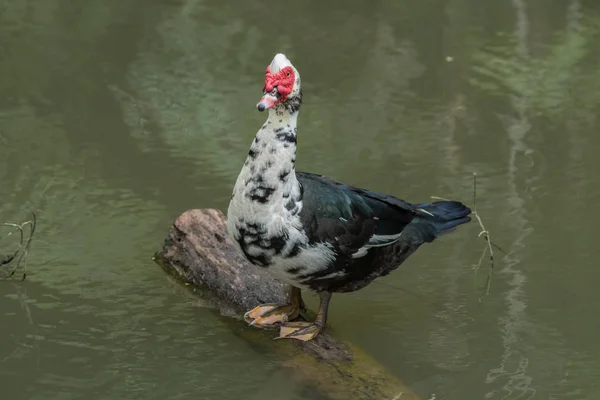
[256,53,302,114]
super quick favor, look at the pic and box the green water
[1,0,599,399]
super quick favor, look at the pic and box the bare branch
[431,173,501,298]
[472,174,494,267]
[471,173,495,298]
[1,212,37,281]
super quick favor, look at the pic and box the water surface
[1,0,599,399]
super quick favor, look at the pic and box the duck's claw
[276,291,332,342]
[277,321,323,342]
[244,288,329,342]
[243,303,300,328]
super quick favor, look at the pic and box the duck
[226,53,471,341]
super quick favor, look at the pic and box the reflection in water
[1,0,600,399]
[485,2,535,399]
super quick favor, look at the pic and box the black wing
[297,172,422,258]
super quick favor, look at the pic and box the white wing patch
[351,231,403,259]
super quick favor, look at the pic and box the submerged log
[154,208,421,400]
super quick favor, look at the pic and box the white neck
[228,108,301,223]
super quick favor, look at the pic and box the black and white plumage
[226,53,471,341]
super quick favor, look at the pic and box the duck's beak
[256,93,277,112]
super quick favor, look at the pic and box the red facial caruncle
[256,66,296,112]
[264,66,295,100]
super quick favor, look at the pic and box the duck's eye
[286,71,291,77]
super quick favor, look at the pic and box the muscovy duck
[226,53,471,341]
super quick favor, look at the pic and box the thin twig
[12,212,36,280]
[1,222,25,263]
[1,212,37,281]
[471,173,495,297]
[431,173,500,297]
[474,245,489,273]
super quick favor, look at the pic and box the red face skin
[256,66,296,111]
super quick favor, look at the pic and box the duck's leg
[244,286,305,328]
[278,291,332,341]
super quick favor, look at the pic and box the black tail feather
[411,200,472,242]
